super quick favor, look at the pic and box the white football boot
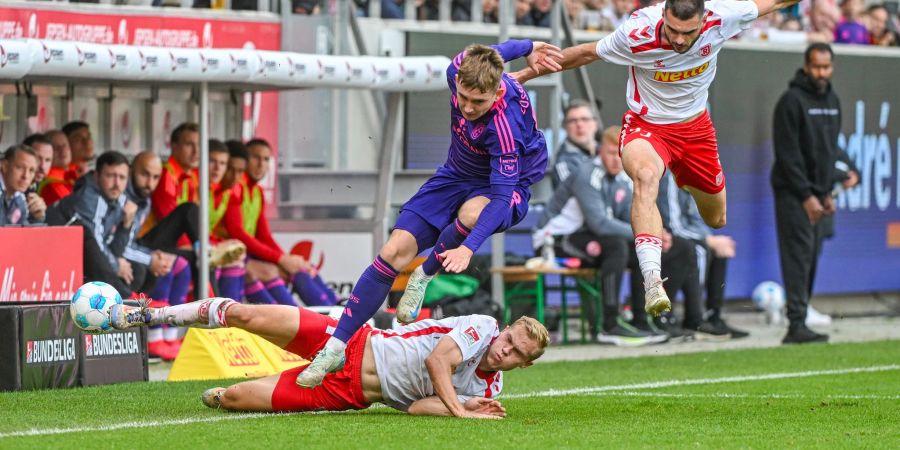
[295,347,346,388]
[395,266,433,324]
[201,387,226,409]
[644,277,672,317]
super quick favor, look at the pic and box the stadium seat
[491,266,600,344]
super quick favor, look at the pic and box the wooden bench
[491,266,601,344]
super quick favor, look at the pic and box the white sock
[148,327,163,343]
[325,336,347,353]
[207,298,237,328]
[635,234,663,288]
[164,326,182,342]
[150,302,203,327]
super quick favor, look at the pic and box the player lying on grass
[110,300,548,418]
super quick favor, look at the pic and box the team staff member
[39,130,74,206]
[772,43,858,345]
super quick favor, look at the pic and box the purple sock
[333,256,398,343]
[168,256,191,306]
[292,271,339,307]
[149,271,173,303]
[421,218,471,275]
[265,278,297,306]
[218,266,246,301]
[245,280,276,304]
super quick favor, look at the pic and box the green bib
[242,184,262,237]
[209,189,230,232]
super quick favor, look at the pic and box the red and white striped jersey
[370,315,503,411]
[595,0,758,124]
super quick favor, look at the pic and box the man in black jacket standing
[771,43,859,345]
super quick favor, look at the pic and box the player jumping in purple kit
[295,40,563,388]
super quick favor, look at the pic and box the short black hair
[804,42,834,64]
[23,133,51,148]
[225,140,249,161]
[246,138,271,149]
[209,139,228,155]
[96,150,130,174]
[62,121,90,137]
[664,0,705,20]
[3,144,37,162]
[170,122,199,146]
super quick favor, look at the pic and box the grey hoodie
[535,157,633,247]
[47,174,129,270]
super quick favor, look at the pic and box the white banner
[272,232,373,299]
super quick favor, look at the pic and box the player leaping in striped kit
[292,39,563,388]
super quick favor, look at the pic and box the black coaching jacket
[771,69,852,200]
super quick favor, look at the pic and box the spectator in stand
[62,121,95,184]
[602,0,634,30]
[808,0,839,42]
[552,99,599,189]
[534,126,666,346]
[1,145,44,225]
[866,4,899,46]
[565,0,586,28]
[482,0,500,22]
[40,129,74,206]
[516,0,537,25]
[834,0,870,44]
[47,151,133,295]
[22,134,53,190]
[531,0,553,26]
[219,139,338,307]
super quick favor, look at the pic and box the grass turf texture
[1,340,897,449]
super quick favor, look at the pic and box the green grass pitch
[1,340,897,449]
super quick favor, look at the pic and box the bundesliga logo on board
[84,332,141,358]
[25,338,77,364]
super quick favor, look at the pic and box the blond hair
[601,125,622,146]
[457,45,505,93]
[511,316,550,360]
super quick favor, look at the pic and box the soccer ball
[752,281,786,325]
[70,281,123,333]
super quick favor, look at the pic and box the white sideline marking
[0,364,896,439]
[588,392,900,400]
[502,364,899,400]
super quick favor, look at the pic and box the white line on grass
[0,364,896,439]
[586,391,900,401]
[502,364,899,400]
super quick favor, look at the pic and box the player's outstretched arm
[754,0,801,17]
[409,396,506,418]
[424,337,502,419]
[512,42,599,84]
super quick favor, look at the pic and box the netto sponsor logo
[653,61,710,83]
[25,338,76,364]
[84,332,141,358]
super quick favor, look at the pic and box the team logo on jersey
[471,123,486,140]
[499,155,518,177]
[654,59,665,68]
[715,171,724,187]
[699,44,711,57]
[463,326,481,347]
[652,61,710,82]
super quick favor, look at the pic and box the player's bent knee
[705,212,727,229]
[633,167,660,195]
[220,385,244,411]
